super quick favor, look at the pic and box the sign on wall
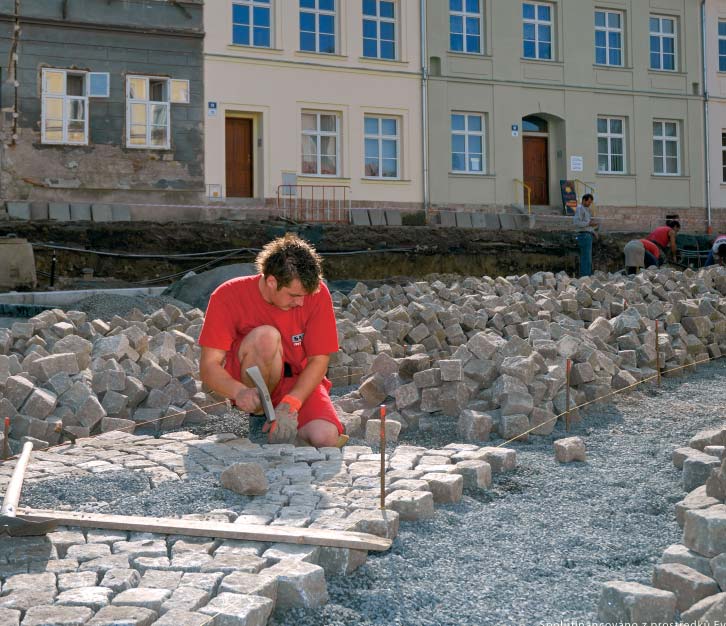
[207,102,218,118]
[570,155,584,172]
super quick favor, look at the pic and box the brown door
[523,136,549,205]
[225,118,253,197]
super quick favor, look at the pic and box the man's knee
[301,420,339,448]
[240,325,281,361]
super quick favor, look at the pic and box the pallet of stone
[18,509,392,552]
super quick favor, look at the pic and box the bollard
[655,320,661,386]
[380,404,386,510]
[2,417,9,460]
[565,359,571,433]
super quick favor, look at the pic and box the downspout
[702,0,713,233]
[420,0,430,217]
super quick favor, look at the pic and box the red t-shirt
[198,275,339,376]
[640,239,660,258]
[647,226,672,249]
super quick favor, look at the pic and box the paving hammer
[245,366,278,435]
[0,441,57,537]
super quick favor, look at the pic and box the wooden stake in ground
[380,404,386,510]
[2,418,9,460]
[655,320,661,386]
[565,359,572,433]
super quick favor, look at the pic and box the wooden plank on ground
[18,508,392,552]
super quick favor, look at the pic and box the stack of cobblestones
[0,304,225,452]
[596,425,726,624]
[329,267,726,445]
[0,429,513,624]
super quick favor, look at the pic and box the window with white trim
[451,113,485,174]
[597,117,625,174]
[719,21,726,72]
[595,9,623,66]
[232,0,271,48]
[300,0,336,54]
[449,0,482,54]
[364,116,399,178]
[126,76,190,149]
[649,15,676,71]
[653,120,680,176]
[363,0,396,60]
[721,132,726,182]
[301,112,339,176]
[523,2,552,60]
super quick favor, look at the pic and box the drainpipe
[420,0,430,217]
[702,0,713,234]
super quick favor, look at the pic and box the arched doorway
[522,115,549,205]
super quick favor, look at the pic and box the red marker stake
[380,404,386,510]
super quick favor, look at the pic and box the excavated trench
[0,221,635,289]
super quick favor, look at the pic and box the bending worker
[198,233,345,448]
[705,233,726,267]
[623,238,661,274]
[646,219,680,265]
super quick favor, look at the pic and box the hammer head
[0,514,57,537]
[245,366,276,424]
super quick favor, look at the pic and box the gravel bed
[272,359,726,626]
[69,293,192,319]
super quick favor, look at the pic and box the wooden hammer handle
[1,442,33,517]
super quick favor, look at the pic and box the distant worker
[705,233,726,267]
[623,238,661,275]
[646,219,680,265]
[573,193,598,277]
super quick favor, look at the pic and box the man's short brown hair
[255,233,324,292]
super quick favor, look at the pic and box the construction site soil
[0,221,635,288]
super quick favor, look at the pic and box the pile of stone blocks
[597,425,726,624]
[0,304,225,453]
[329,266,726,444]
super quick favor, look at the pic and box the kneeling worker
[705,233,726,267]
[623,238,661,274]
[198,233,346,448]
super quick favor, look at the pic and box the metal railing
[573,179,596,199]
[513,179,532,215]
[277,185,352,223]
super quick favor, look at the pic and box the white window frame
[597,116,626,174]
[364,115,400,179]
[451,112,485,174]
[125,75,189,150]
[232,0,272,48]
[594,9,623,67]
[719,20,726,72]
[299,0,337,54]
[649,15,677,72]
[523,1,553,61]
[41,68,90,146]
[362,0,397,60]
[653,120,680,176]
[301,111,340,177]
[449,0,483,55]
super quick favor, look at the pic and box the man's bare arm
[199,346,259,412]
[283,354,330,407]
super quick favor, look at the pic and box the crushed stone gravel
[68,293,192,319]
[271,359,726,626]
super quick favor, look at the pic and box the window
[302,112,339,176]
[451,113,485,173]
[595,10,623,66]
[449,0,482,54]
[364,116,399,178]
[300,0,336,54]
[126,76,189,149]
[363,0,396,60]
[719,21,726,72]
[232,0,271,47]
[41,69,88,145]
[523,2,552,60]
[722,132,726,182]
[597,117,625,174]
[653,120,680,175]
[650,16,676,71]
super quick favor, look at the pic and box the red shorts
[225,339,343,435]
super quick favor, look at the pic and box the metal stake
[565,359,571,433]
[2,417,9,460]
[50,251,57,287]
[655,320,661,386]
[380,404,386,510]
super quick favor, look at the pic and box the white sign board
[511,124,519,137]
[207,102,218,118]
[570,155,584,172]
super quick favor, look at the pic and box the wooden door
[523,136,549,205]
[225,118,253,197]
